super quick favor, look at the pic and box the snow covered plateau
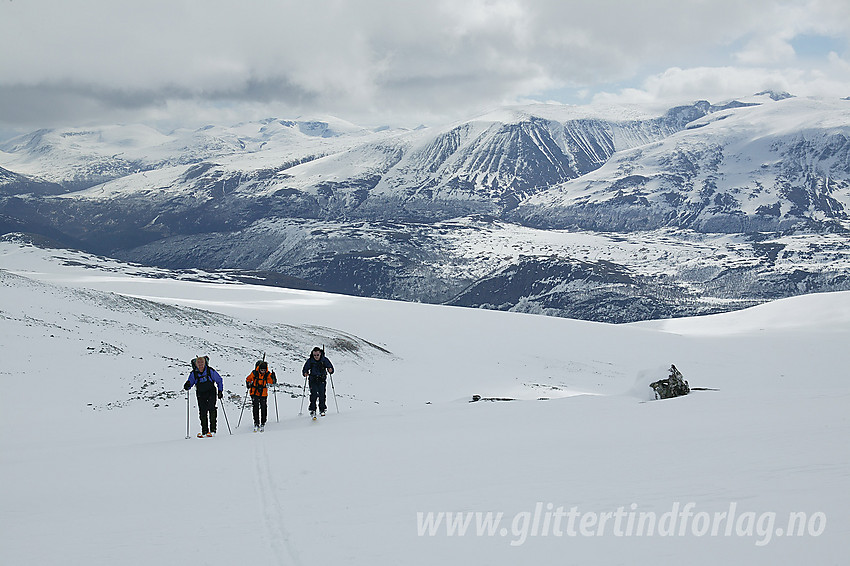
[0,240,847,565]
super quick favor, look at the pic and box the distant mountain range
[2,92,849,322]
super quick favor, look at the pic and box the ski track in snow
[254,437,302,566]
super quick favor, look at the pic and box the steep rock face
[394,118,615,203]
[267,106,716,224]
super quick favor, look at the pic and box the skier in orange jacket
[246,360,276,432]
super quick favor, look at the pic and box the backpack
[191,357,216,393]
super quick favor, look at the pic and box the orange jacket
[246,369,275,397]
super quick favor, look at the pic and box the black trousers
[196,389,218,434]
[251,395,268,426]
[309,376,327,413]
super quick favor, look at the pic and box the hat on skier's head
[257,361,268,371]
[311,347,323,356]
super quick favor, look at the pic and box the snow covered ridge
[511,96,850,233]
[4,93,847,234]
[1,94,849,322]
[1,240,848,564]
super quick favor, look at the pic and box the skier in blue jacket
[183,355,224,437]
[302,347,334,418]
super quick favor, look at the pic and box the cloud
[591,50,850,110]
[0,0,848,132]
[735,36,798,66]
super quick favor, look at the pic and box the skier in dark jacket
[302,347,334,418]
[184,355,224,437]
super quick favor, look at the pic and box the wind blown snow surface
[0,241,847,565]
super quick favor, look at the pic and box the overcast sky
[1,0,849,136]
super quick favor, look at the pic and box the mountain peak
[753,90,795,101]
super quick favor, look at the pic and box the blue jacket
[303,355,334,380]
[185,367,224,393]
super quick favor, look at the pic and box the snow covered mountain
[511,96,850,233]
[0,117,386,190]
[1,240,847,565]
[1,93,849,321]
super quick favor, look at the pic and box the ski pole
[298,376,307,415]
[273,384,279,423]
[185,388,190,439]
[329,372,339,413]
[219,394,232,435]
[237,387,249,428]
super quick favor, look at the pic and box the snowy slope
[1,240,847,565]
[0,117,388,189]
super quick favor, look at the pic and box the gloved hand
[218,391,223,400]
[271,371,277,384]
[183,381,191,391]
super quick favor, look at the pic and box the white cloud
[0,0,848,132]
[735,36,798,66]
[592,55,850,110]
[591,67,790,109]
